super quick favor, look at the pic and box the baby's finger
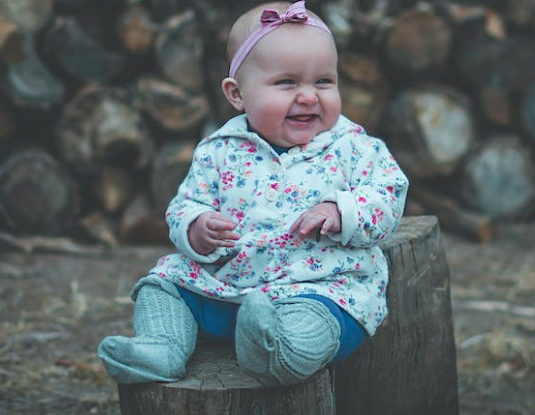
[289,214,304,234]
[223,231,241,241]
[208,218,236,231]
[319,217,334,235]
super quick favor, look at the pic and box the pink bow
[260,1,308,26]
[229,1,331,78]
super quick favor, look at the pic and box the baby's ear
[221,77,244,111]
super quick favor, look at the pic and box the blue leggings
[176,287,366,364]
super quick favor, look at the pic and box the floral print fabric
[144,114,409,335]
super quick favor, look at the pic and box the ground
[0,219,534,415]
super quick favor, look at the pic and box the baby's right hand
[188,211,240,255]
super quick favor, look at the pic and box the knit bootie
[98,284,197,383]
[235,290,340,385]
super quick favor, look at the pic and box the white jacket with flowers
[144,114,409,335]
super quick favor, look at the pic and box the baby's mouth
[287,114,318,122]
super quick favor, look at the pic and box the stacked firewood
[1,0,535,248]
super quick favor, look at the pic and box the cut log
[460,135,535,219]
[119,192,170,246]
[520,84,535,144]
[455,27,535,93]
[150,140,196,215]
[56,85,154,175]
[0,17,24,63]
[383,84,477,179]
[92,166,133,214]
[338,52,388,134]
[45,16,126,84]
[409,184,494,243]
[118,346,335,415]
[154,10,204,93]
[0,148,79,236]
[336,215,459,415]
[116,5,157,56]
[131,76,209,133]
[0,0,54,33]
[0,35,64,110]
[382,4,453,75]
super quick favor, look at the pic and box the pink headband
[229,1,332,78]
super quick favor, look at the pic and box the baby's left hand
[290,202,341,241]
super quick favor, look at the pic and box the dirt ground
[0,219,534,415]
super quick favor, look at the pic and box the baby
[98,0,409,385]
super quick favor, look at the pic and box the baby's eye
[276,79,295,85]
[317,78,334,85]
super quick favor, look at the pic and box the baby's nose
[296,88,318,105]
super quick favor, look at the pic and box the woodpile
[1,0,535,246]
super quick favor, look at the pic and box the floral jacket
[143,114,409,335]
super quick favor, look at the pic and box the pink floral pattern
[144,114,408,335]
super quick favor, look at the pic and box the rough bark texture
[336,215,459,415]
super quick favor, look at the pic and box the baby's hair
[226,1,325,64]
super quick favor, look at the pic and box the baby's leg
[235,290,340,385]
[98,284,197,383]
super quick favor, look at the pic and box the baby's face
[236,24,341,148]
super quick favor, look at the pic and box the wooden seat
[118,216,459,415]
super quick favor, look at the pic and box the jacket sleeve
[321,133,409,248]
[165,143,228,263]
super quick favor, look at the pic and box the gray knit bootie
[98,284,197,383]
[235,290,340,385]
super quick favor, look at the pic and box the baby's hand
[290,202,341,241]
[188,211,240,255]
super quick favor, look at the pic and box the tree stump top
[166,345,277,391]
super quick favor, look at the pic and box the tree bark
[0,36,65,110]
[150,140,196,215]
[45,16,126,83]
[455,25,535,93]
[117,5,157,56]
[336,215,459,415]
[131,76,209,133]
[338,52,388,134]
[154,10,204,93]
[56,85,154,175]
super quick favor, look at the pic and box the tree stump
[118,346,336,415]
[116,216,458,415]
[336,215,459,415]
